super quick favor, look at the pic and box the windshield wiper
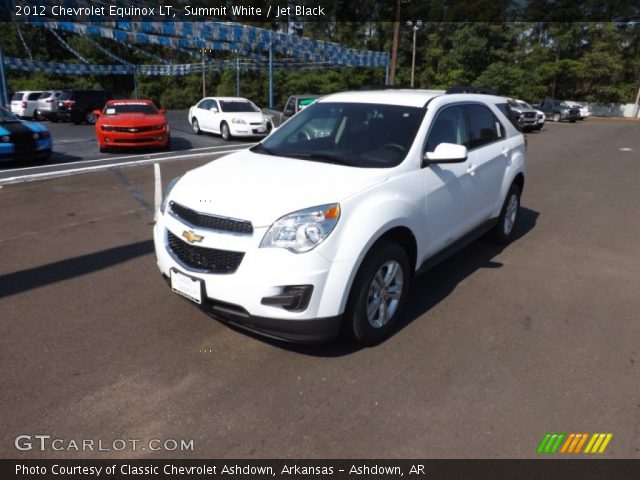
[250,144,276,156]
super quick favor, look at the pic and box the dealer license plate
[170,269,203,304]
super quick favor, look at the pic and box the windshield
[255,102,425,168]
[219,100,260,113]
[0,106,20,123]
[104,103,158,115]
[518,101,532,109]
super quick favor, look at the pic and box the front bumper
[153,212,351,342]
[0,139,52,161]
[98,131,169,149]
[229,124,268,137]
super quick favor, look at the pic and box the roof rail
[446,86,498,95]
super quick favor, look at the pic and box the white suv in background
[155,89,526,344]
[10,91,43,118]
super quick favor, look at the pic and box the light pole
[406,20,423,88]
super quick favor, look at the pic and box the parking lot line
[0,148,245,186]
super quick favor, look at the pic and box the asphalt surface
[0,118,639,459]
[0,110,254,182]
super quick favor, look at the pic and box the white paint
[619,147,633,152]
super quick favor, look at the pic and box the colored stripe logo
[537,433,613,454]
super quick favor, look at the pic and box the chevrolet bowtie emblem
[182,230,204,244]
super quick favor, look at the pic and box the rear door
[463,103,511,220]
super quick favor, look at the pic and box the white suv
[154,90,526,344]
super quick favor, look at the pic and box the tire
[192,118,201,135]
[343,241,411,345]
[221,122,231,141]
[488,183,521,244]
[50,117,59,123]
[99,145,110,153]
[570,119,576,123]
[553,113,560,122]
[85,111,97,124]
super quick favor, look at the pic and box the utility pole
[389,0,401,85]
[634,84,640,118]
[0,42,7,107]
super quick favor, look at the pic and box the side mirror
[92,109,101,117]
[210,107,218,113]
[158,109,167,114]
[423,143,468,166]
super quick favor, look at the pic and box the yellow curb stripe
[560,434,575,453]
[584,434,598,453]
[597,434,613,454]
[574,433,589,453]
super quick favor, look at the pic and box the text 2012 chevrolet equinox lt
[154,90,526,344]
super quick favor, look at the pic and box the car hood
[99,113,166,125]
[169,150,390,227]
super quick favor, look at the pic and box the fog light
[105,137,110,143]
[157,136,164,141]
[261,285,313,312]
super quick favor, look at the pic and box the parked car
[276,94,320,126]
[507,99,538,131]
[57,89,116,124]
[536,99,580,123]
[516,99,545,130]
[567,102,590,120]
[10,91,43,118]
[155,89,526,344]
[0,105,52,162]
[188,97,271,140]
[35,90,63,122]
[94,99,170,153]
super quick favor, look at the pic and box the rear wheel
[221,122,231,141]
[488,184,521,244]
[85,111,97,124]
[343,241,411,345]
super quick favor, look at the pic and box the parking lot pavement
[0,119,639,459]
[0,110,253,182]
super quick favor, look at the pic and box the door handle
[467,163,477,176]
[501,146,509,157]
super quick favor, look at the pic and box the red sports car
[95,100,170,152]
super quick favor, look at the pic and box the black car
[536,99,580,123]
[57,89,116,124]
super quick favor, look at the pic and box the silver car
[35,90,63,121]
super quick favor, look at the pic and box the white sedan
[188,97,271,140]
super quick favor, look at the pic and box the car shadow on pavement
[0,240,154,299]
[263,207,540,357]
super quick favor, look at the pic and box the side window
[197,99,211,110]
[284,98,296,113]
[465,104,503,149]
[28,92,41,100]
[424,105,469,153]
[496,103,522,132]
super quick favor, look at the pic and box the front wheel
[343,241,411,345]
[488,184,521,244]
[220,122,231,141]
[192,118,201,135]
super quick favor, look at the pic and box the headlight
[0,135,9,143]
[261,204,340,253]
[562,108,569,113]
[160,175,182,214]
[230,118,246,124]
[101,125,114,131]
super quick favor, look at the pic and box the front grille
[112,125,158,133]
[169,202,253,235]
[167,230,244,273]
[114,138,155,143]
[523,112,535,118]
[250,122,262,126]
